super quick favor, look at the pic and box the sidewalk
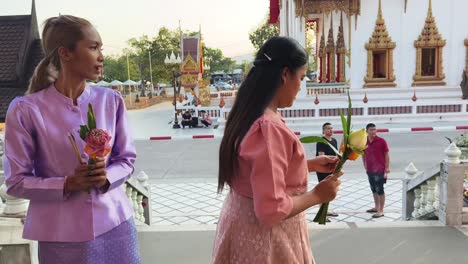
[150,178,403,226]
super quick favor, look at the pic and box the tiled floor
[150,179,402,225]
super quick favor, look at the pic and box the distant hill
[230,53,254,64]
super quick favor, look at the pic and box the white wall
[282,0,468,90]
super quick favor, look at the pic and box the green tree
[249,16,279,51]
[102,55,139,82]
[205,47,235,73]
[102,27,237,85]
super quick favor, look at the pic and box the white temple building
[268,0,468,122]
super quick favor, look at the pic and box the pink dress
[212,110,314,264]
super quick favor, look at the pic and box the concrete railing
[124,171,152,226]
[183,100,468,127]
[306,82,350,95]
[402,143,468,225]
[209,90,238,99]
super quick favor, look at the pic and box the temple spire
[378,0,383,20]
[428,0,433,17]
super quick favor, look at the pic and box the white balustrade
[131,190,138,217]
[445,142,462,164]
[405,162,419,179]
[412,188,421,218]
[137,195,144,222]
[136,171,149,190]
[0,183,29,216]
[433,177,440,211]
[425,180,436,213]
[125,186,133,210]
[124,172,152,226]
[418,184,428,216]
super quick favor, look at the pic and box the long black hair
[217,36,307,193]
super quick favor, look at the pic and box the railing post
[402,162,419,219]
[439,143,464,225]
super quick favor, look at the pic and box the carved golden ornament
[306,20,317,31]
[319,15,327,83]
[318,20,327,58]
[336,12,346,53]
[181,54,199,72]
[413,0,445,48]
[465,39,468,73]
[296,0,360,16]
[198,80,211,106]
[326,13,336,83]
[336,12,346,82]
[364,0,395,50]
[364,0,396,88]
[412,0,446,86]
[326,14,335,53]
[180,74,199,87]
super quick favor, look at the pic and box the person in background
[316,122,339,221]
[363,123,390,219]
[200,110,213,128]
[181,110,192,128]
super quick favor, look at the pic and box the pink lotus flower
[84,128,112,159]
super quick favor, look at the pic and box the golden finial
[378,0,383,19]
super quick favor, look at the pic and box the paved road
[128,102,466,182]
[134,130,462,182]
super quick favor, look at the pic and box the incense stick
[68,134,84,165]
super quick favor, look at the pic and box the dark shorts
[367,172,385,195]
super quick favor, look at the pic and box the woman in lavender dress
[4,15,140,263]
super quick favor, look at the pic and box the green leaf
[87,103,97,130]
[300,136,342,158]
[79,125,89,140]
[340,112,348,146]
[347,92,352,135]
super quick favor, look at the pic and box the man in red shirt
[363,123,390,218]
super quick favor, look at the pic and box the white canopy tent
[123,80,137,86]
[96,80,110,86]
[110,80,123,86]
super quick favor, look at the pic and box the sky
[1,0,270,61]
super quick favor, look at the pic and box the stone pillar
[402,162,419,220]
[439,143,465,225]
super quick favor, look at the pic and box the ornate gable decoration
[365,0,395,50]
[336,12,346,54]
[326,14,335,52]
[318,23,326,58]
[412,0,446,86]
[465,39,468,73]
[295,0,360,17]
[363,0,396,88]
[180,53,199,88]
[414,0,445,48]
[181,53,198,73]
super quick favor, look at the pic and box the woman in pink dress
[212,37,342,264]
